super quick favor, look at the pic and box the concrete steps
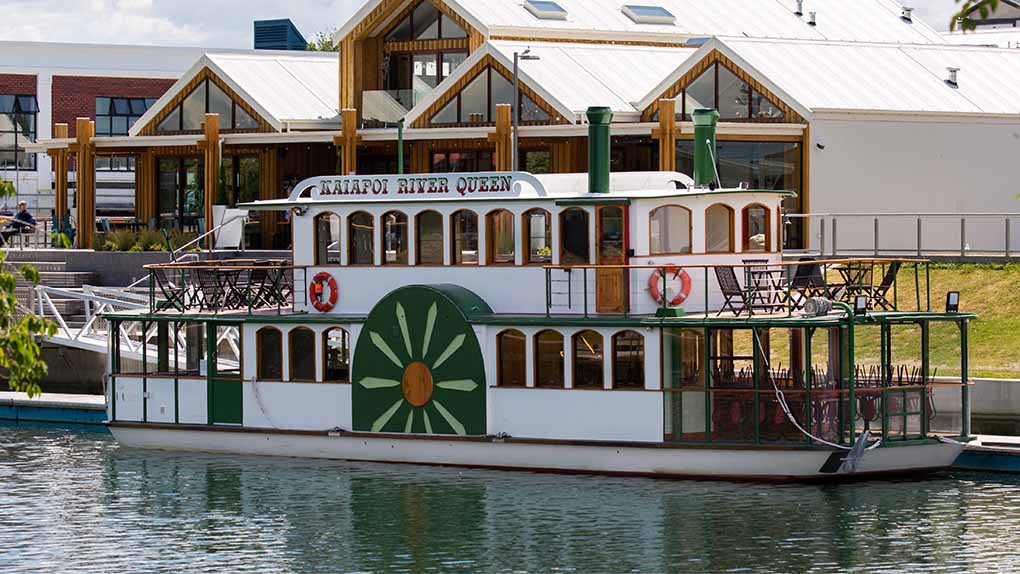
[2,254,97,329]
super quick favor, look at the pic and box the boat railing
[144,259,305,314]
[542,258,934,318]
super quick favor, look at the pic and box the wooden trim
[414,209,443,264]
[347,210,376,265]
[384,38,470,52]
[571,330,605,390]
[489,35,686,48]
[741,203,772,253]
[449,208,479,266]
[640,50,806,124]
[533,329,565,389]
[495,328,527,387]
[256,326,284,381]
[138,69,274,136]
[313,211,341,266]
[648,204,692,256]
[485,208,515,266]
[381,209,410,265]
[610,330,646,390]
[521,207,552,265]
[705,203,735,254]
[288,327,317,382]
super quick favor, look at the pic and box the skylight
[622,5,676,25]
[524,0,568,20]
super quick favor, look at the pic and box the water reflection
[2,426,1020,573]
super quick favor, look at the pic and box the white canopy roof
[129,51,339,135]
[943,29,1020,49]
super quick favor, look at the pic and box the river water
[2,425,1020,574]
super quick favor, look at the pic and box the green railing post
[582,268,589,318]
[703,326,712,443]
[545,268,551,318]
[832,301,856,444]
[805,327,813,444]
[914,263,921,312]
[925,263,931,312]
[921,320,930,438]
[881,322,889,442]
[753,328,761,445]
[961,320,971,438]
[703,267,709,318]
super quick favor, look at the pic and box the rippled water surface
[2,425,1020,573]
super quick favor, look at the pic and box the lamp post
[512,49,540,172]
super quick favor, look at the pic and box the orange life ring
[648,267,692,307]
[309,272,339,312]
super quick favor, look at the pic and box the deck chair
[715,266,754,317]
[152,266,187,312]
[789,257,827,308]
[194,267,225,311]
[861,261,901,311]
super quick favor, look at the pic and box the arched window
[416,210,444,265]
[256,327,283,380]
[486,209,515,265]
[497,329,526,386]
[612,331,645,389]
[382,211,409,264]
[523,208,552,265]
[289,327,316,382]
[559,208,590,265]
[649,205,692,255]
[706,204,734,253]
[323,327,350,383]
[742,204,771,252]
[534,330,564,388]
[451,210,479,265]
[314,212,341,265]
[572,330,604,389]
[348,211,375,265]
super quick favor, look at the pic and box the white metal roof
[337,0,945,45]
[654,37,1020,118]
[943,29,1020,49]
[129,51,339,135]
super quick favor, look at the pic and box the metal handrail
[169,213,249,259]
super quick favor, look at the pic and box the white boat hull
[109,425,964,480]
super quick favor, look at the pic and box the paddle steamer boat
[104,109,973,480]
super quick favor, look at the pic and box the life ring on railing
[648,267,692,307]
[309,272,339,312]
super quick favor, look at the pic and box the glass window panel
[613,331,645,389]
[524,209,551,264]
[706,204,733,252]
[486,209,515,265]
[112,116,128,135]
[751,90,784,120]
[0,96,15,114]
[96,97,111,116]
[315,212,341,265]
[234,105,259,129]
[95,116,111,136]
[521,149,551,173]
[17,96,38,113]
[257,328,283,380]
[289,328,316,382]
[477,151,494,171]
[683,66,715,120]
[348,211,375,265]
[416,210,444,264]
[448,152,470,172]
[650,205,691,254]
[181,81,207,130]
[743,205,769,252]
[559,208,590,264]
[207,81,234,128]
[431,98,458,124]
[113,98,130,115]
[491,69,514,109]
[598,206,625,264]
[497,330,526,386]
[718,65,750,120]
[157,107,181,132]
[534,330,564,388]
[145,98,158,108]
[382,211,408,264]
[451,210,479,265]
[238,156,260,204]
[441,52,467,80]
[323,328,350,382]
[441,13,467,38]
[413,53,440,104]
[520,94,549,122]
[130,99,148,115]
[459,71,489,123]
[95,157,111,171]
[385,14,412,41]
[412,2,441,40]
[573,330,604,389]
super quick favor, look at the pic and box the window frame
[322,327,351,384]
[558,207,591,266]
[313,211,341,266]
[648,204,693,256]
[450,209,479,266]
[572,330,605,389]
[155,77,260,133]
[382,210,410,265]
[415,209,445,265]
[347,211,376,266]
[741,203,772,253]
[533,329,565,389]
[256,326,284,381]
[705,203,735,254]
[288,327,317,382]
[485,209,515,266]
[611,330,645,390]
[522,208,552,266]
[496,329,527,387]
[672,61,785,123]
[0,94,38,171]
[429,65,552,126]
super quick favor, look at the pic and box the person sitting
[1,202,37,246]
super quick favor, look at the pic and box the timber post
[651,99,678,172]
[333,108,361,176]
[489,104,513,171]
[201,113,221,251]
[50,123,69,227]
[73,118,95,249]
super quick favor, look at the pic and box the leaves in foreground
[0,252,56,398]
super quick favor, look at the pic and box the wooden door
[596,205,628,313]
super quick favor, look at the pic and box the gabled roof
[943,28,1020,48]
[130,51,339,135]
[649,37,1020,118]
[337,0,945,45]
[404,40,697,125]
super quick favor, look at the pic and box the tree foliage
[307,29,339,52]
[0,181,56,398]
[952,0,1001,31]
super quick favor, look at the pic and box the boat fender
[309,272,339,312]
[648,267,692,307]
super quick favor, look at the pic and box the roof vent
[808,11,817,26]
[946,67,960,88]
[901,7,914,22]
[794,0,803,16]
[622,5,677,25]
[524,0,568,20]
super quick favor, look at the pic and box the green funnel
[692,108,720,187]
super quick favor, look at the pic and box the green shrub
[137,229,165,252]
[105,230,138,252]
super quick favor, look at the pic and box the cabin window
[649,205,691,255]
[742,204,771,252]
[706,204,734,253]
[257,327,283,380]
[382,211,409,265]
[612,331,645,389]
[323,327,351,383]
[451,210,479,265]
[486,209,515,265]
[534,330,564,388]
[559,208,590,265]
[572,330,605,389]
[289,327,316,382]
[348,211,375,265]
[663,328,708,441]
[523,208,552,264]
[416,210,444,264]
[497,329,527,386]
[431,150,494,172]
[314,212,341,265]
[597,206,626,264]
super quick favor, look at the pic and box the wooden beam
[489,104,512,171]
[334,108,360,175]
[74,118,95,249]
[651,99,678,172]
[53,123,69,222]
[202,113,221,250]
[259,146,280,246]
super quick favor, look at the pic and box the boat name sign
[299,172,545,202]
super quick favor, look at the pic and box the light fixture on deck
[946,291,960,313]
[854,294,869,316]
